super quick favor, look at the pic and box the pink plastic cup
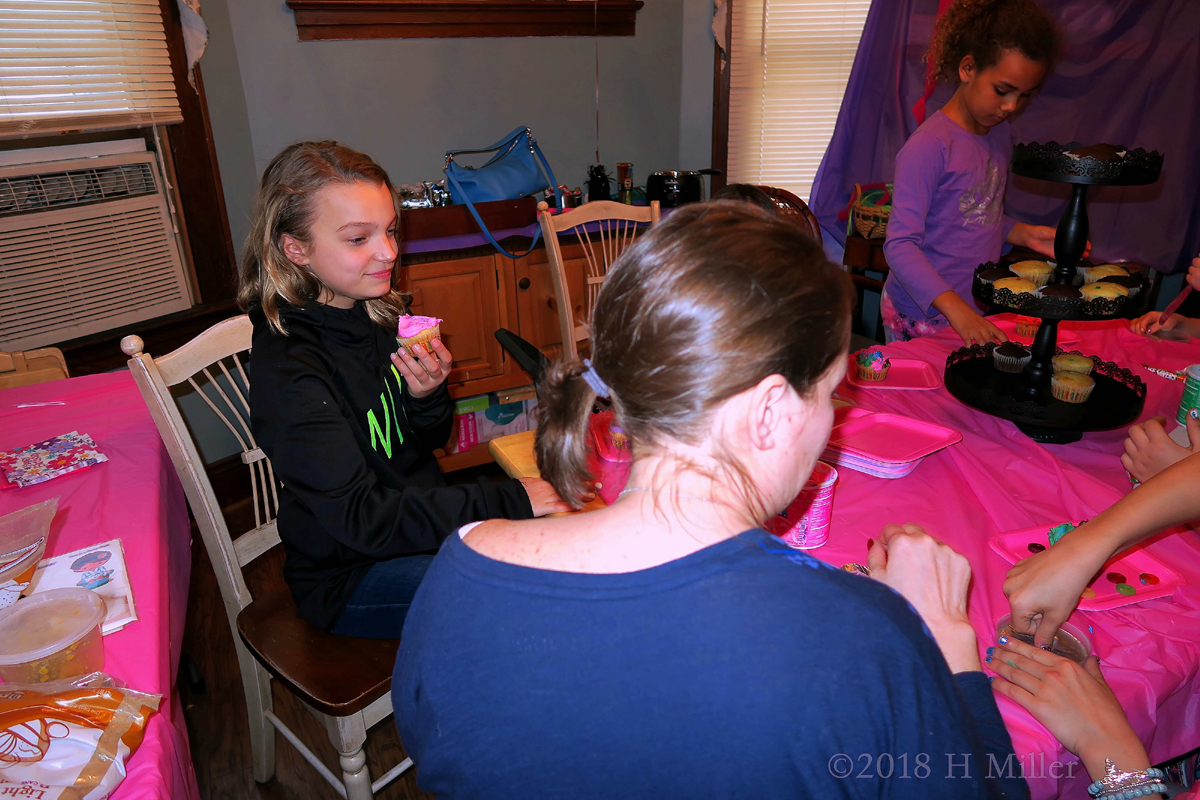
[773,461,838,549]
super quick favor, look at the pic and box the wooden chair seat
[236,587,397,717]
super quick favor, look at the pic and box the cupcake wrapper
[397,324,441,356]
[856,364,889,382]
[1051,376,1095,403]
[1015,321,1040,337]
[994,353,1031,373]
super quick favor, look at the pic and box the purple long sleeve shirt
[883,111,1018,321]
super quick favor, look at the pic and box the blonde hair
[237,141,411,334]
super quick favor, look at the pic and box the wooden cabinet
[514,243,587,361]
[402,242,593,401]
[402,255,505,385]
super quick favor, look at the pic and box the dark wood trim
[58,300,241,377]
[402,197,537,241]
[285,0,643,40]
[710,1,731,193]
[158,0,239,304]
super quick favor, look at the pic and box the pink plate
[988,522,1187,611]
[845,356,943,390]
[826,407,961,464]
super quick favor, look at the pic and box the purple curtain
[809,0,1200,272]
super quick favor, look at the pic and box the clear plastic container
[0,588,106,683]
[996,613,1092,664]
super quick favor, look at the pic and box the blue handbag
[444,127,563,259]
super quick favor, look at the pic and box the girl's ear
[747,374,791,452]
[280,233,308,266]
[957,54,977,83]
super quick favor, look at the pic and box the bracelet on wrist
[1087,760,1165,799]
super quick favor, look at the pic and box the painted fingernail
[988,676,994,684]
[1006,660,1016,667]
[985,647,994,655]
[985,655,993,663]
[1190,408,1198,420]
[998,636,1009,644]
[1040,645,1052,651]
[867,538,875,549]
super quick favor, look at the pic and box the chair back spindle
[538,200,661,362]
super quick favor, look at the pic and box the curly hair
[238,141,411,335]
[926,0,1061,83]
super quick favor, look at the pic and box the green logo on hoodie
[366,365,406,458]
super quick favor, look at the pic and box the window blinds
[727,0,871,201]
[0,0,183,139]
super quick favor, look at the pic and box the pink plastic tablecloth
[0,371,199,800]
[818,316,1200,799]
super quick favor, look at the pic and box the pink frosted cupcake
[397,315,442,357]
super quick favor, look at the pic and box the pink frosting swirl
[397,315,442,338]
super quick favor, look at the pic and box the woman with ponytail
[883,0,1067,345]
[395,202,1029,799]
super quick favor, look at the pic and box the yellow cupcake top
[1052,354,1093,371]
[1010,260,1054,277]
[1082,264,1129,281]
[1081,282,1129,299]
[994,277,1038,295]
[1053,372,1095,389]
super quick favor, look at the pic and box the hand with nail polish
[1003,530,1110,649]
[1007,450,1200,650]
[868,522,981,674]
[989,637,1153,783]
[391,338,454,399]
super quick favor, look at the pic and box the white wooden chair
[537,199,660,362]
[122,316,410,800]
[0,347,69,390]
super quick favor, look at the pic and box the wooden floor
[177,462,509,799]
[179,527,433,800]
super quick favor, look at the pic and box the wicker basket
[851,183,891,239]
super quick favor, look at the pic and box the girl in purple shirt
[883,0,1062,344]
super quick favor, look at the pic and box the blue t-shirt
[395,529,1028,799]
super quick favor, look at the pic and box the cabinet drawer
[515,242,588,361]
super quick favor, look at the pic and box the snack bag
[0,672,160,799]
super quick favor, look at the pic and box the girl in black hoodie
[239,141,572,636]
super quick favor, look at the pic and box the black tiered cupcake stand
[944,142,1164,444]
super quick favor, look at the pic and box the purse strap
[445,126,529,161]
[444,167,543,259]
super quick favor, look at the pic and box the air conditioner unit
[0,151,193,351]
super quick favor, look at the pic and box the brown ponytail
[535,361,602,508]
[535,201,853,510]
[926,0,1061,83]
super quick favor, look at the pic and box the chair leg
[233,638,276,783]
[326,712,373,800]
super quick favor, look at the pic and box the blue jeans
[330,555,436,639]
